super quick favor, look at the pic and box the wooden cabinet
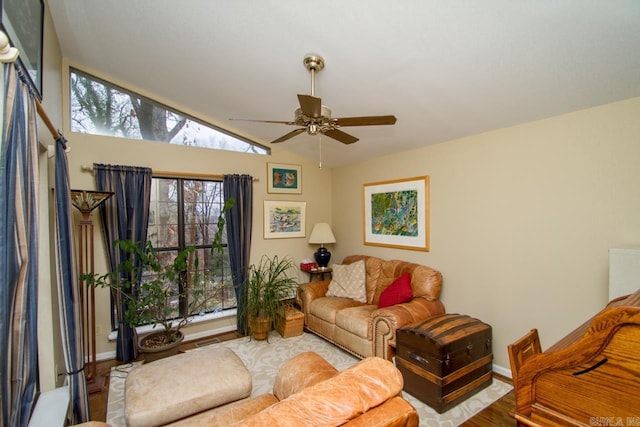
[514,291,640,426]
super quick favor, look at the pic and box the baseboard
[493,363,512,379]
[95,324,237,361]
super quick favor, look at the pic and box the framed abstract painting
[264,200,306,239]
[267,163,302,194]
[363,176,429,251]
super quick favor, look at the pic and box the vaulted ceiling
[48,1,640,168]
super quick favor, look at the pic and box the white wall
[331,97,640,370]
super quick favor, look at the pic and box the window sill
[108,308,237,341]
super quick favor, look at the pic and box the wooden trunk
[396,314,493,413]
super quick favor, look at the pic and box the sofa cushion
[125,346,251,427]
[310,297,364,323]
[335,305,378,339]
[237,357,404,427]
[378,272,413,308]
[326,260,367,302]
[165,394,277,427]
[342,255,384,303]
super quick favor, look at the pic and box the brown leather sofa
[169,351,418,426]
[76,352,417,427]
[299,255,445,360]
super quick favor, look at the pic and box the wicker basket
[276,307,304,338]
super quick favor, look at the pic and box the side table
[306,267,333,281]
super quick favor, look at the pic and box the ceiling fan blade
[271,128,306,144]
[229,118,296,125]
[324,128,359,145]
[333,115,397,127]
[297,94,322,118]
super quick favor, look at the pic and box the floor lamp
[71,189,114,394]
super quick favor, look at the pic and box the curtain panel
[0,62,40,427]
[223,174,253,334]
[53,137,90,423]
[94,164,152,362]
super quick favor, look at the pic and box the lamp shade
[308,223,336,245]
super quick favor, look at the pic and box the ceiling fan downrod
[303,54,324,97]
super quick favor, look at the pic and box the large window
[69,68,269,155]
[145,177,236,319]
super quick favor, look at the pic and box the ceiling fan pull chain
[318,134,323,169]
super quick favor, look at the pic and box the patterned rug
[106,332,512,426]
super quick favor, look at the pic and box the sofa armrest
[343,396,419,427]
[273,352,338,400]
[372,297,445,360]
[297,280,330,322]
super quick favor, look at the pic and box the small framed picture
[267,163,302,194]
[264,200,306,239]
[363,176,430,251]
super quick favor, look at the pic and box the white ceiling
[48,1,640,168]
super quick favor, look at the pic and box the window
[145,177,236,319]
[69,68,269,155]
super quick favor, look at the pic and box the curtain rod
[35,98,64,141]
[80,164,258,181]
[1,30,67,146]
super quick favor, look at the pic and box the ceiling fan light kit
[232,53,397,145]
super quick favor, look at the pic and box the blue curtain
[0,63,40,426]
[53,136,90,423]
[94,164,152,362]
[223,174,253,334]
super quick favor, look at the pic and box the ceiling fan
[232,54,397,145]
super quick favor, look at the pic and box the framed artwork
[267,163,302,194]
[1,0,44,97]
[363,176,430,251]
[264,200,306,239]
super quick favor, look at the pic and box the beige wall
[59,63,333,358]
[36,1,640,381]
[331,96,640,371]
[36,10,332,384]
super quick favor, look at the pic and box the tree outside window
[146,177,236,319]
[69,68,269,155]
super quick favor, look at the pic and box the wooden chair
[508,328,542,390]
[507,328,542,423]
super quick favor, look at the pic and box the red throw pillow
[378,272,413,308]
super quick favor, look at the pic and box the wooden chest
[396,314,493,413]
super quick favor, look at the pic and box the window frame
[111,175,236,330]
[69,67,270,155]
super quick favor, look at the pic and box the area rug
[106,332,511,426]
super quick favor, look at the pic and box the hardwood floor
[87,331,516,426]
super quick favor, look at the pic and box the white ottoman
[125,346,252,427]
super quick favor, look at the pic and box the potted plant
[239,254,298,340]
[84,240,222,361]
[84,200,234,361]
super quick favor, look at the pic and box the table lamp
[308,223,336,268]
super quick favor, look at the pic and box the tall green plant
[239,255,298,336]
